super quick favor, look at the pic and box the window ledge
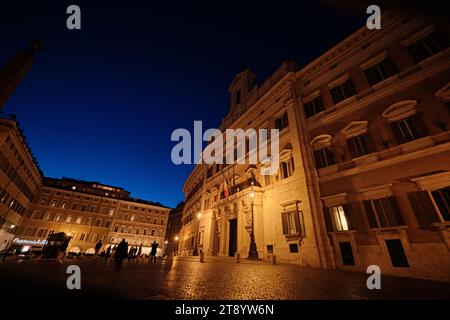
[317,164,338,177]
[352,153,379,166]
[370,75,400,92]
[431,222,450,229]
[333,95,358,110]
[328,230,357,235]
[370,225,408,232]
[285,233,302,240]
[400,136,434,153]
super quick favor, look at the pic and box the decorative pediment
[341,121,368,138]
[310,134,333,150]
[436,83,450,102]
[382,100,417,122]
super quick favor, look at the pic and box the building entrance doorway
[228,219,237,257]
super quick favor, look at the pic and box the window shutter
[281,212,288,235]
[362,133,373,154]
[283,112,289,128]
[390,122,405,144]
[363,200,378,228]
[347,138,357,158]
[293,211,301,235]
[413,114,427,138]
[323,207,334,232]
[407,191,440,228]
[326,148,336,166]
[342,204,353,230]
[388,196,405,226]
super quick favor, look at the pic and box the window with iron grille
[407,30,449,63]
[347,133,372,158]
[314,147,336,169]
[275,112,289,131]
[330,79,356,104]
[390,114,427,144]
[364,57,398,86]
[363,197,405,228]
[304,95,324,118]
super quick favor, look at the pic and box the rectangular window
[364,57,398,86]
[407,191,441,227]
[385,239,409,267]
[363,197,405,228]
[275,112,289,131]
[390,115,427,144]
[339,242,355,266]
[314,148,336,169]
[281,210,303,236]
[76,216,82,224]
[267,245,274,253]
[289,243,299,253]
[304,95,324,118]
[65,215,72,223]
[330,79,356,104]
[281,158,295,179]
[347,134,371,158]
[324,205,352,232]
[431,187,450,222]
[407,30,449,63]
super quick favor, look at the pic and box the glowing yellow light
[250,192,255,199]
[175,236,179,241]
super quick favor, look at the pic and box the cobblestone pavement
[1,255,450,300]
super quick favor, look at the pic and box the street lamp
[193,213,202,256]
[174,236,179,256]
[248,191,258,260]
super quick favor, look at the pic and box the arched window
[279,145,295,179]
[310,135,336,168]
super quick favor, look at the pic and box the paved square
[1,256,450,300]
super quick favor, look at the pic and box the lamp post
[193,213,202,256]
[248,191,258,260]
[174,236,179,256]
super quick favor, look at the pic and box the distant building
[14,177,170,255]
[0,116,42,247]
[179,12,450,281]
[165,202,183,255]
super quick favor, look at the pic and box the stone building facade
[0,117,42,247]
[178,12,450,281]
[14,177,170,255]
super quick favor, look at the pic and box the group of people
[111,239,160,271]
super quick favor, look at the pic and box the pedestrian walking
[105,245,111,261]
[199,249,205,263]
[95,240,103,256]
[149,241,159,263]
[114,239,128,271]
[57,241,69,264]
[1,239,11,261]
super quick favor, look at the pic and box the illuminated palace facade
[178,12,450,281]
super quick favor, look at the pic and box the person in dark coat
[105,245,112,261]
[114,239,128,271]
[95,240,103,255]
[149,241,159,263]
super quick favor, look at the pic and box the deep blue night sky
[0,1,366,207]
